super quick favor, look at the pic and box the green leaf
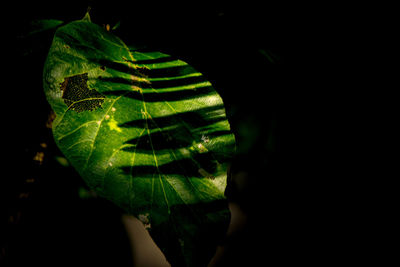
[43,18,235,266]
[16,19,64,57]
[25,19,64,36]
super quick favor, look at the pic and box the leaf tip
[82,7,92,22]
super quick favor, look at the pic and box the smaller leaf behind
[24,19,64,37]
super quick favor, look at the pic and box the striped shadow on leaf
[43,15,235,267]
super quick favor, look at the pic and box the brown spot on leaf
[136,65,150,71]
[46,111,56,128]
[60,73,105,112]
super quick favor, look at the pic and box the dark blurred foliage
[2,1,295,266]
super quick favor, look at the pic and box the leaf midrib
[54,25,225,213]
[118,38,172,213]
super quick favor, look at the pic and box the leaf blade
[43,18,235,266]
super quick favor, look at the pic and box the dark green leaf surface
[26,19,64,36]
[43,17,235,266]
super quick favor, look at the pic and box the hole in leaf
[60,73,105,113]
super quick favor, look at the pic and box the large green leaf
[43,16,235,266]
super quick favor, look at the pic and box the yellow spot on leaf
[196,143,208,153]
[131,85,142,93]
[189,141,208,153]
[108,118,122,132]
[133,64,150,70]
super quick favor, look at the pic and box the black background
[1,1,309,266]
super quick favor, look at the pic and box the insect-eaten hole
[60,73,105,113]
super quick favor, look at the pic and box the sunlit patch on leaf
[107,117,122,132]
[60,73,105,112]
[44,18,236,266]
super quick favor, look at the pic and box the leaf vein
[57,120,98,141]
[83,94,125,170]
